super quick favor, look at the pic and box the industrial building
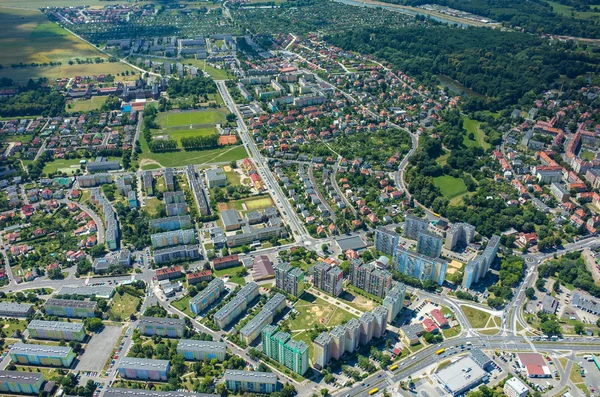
[117,357,170,381]
[137,317,186,338]
[9,343,75,367]
[190,278,225,314]
[224,370,278,393]
[27,320,86,342]
[176,340,226,361]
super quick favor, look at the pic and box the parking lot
[575,355,600,395]
[76,325,123,372]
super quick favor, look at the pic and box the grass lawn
[338,290,378,312]
[144,197,164,216]
[546,0,600,19]
[156,127,218,147]
[67,96,106,113]
[289,292,357,331]
[581,150,595,161]
[433,175,468,200]
[14,366,62,381]
[436,152,450,166]
[408,343,424,353]
[225,170,241,186]
[292,331,314,361]
[42,158,84,175]
[462,115,491,150]
[479,328,500,335]
[199,61,230,80]
[570,362,585,383]
[213,265,246,285]
[157,109,228,128]
[171,295,194,318]
[0,319,28,337]
[441,326,461,339]
[108,292,140,321]
[244,197,274,210]
[461,306,491,329]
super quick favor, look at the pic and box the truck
[369,388,379,395]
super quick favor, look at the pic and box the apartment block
[10,343,75,367]
[151,229,196,249]
[164,191,186,204]
[313,332,332,369]
[164,168,175,191]
[382,283,406,323]
[138,317,186,338]
[444,223,476,251]
[416,230,443,258]
[404,214,429,240]
[274,263,305,297]
[0,370,44,394]
[374,227,399,256]
[153,245,199,265]
[176,340,226,361]
[224,370,278,394]
[190,278,225,314]
[312,262,343,297]
[261,325,308,375]
[213,255,240,270]
[0,302,33,318]
[240,293,286,344]
[143,171,154,195]
[155,266,182,281]
[186,270,212,285]
[348,260,393,299]
[44,299,97,318]
[186,165,210,216]
[104,389,218,397]
[117,357,169,381]
[27,320,86,342]
[393,247,448,286]
[149,215,192,232]
[214,282,259,329]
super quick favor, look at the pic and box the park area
[433,175,468,200]
[157,109,228,127]
[289,292,356,331]
[461,115,491,150]
[107,292,140,321]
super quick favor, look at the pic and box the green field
[462,115,491,150]
[68,96,106,113]
[0,8,107,67]
[155,127,218,146]
[108,292,140,321]
[139,144,248,169]
[171,295,194,318]
[433,175,468,200]
[157,109,228,128]
[546,0,600,20]
[42,156,120,175]
[0,0,128,8]
[461,306,491,329]
[213,265,246,285]
[581,150,595,161]
[289,292,357,331]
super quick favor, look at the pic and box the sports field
[139,144,248,169]
[0,8,106,66]
[157,109,228,128]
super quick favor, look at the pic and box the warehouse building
[224,370,278,393]
[27,320,86,342]
[176,340,226,361]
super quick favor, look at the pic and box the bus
[369,388,379,395]
[436,348,445,355]
[389,364,398,371]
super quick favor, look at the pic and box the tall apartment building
[117,357,170,381]
[0,371,44,395]
[481,235,501,275]
[137,317,186,338]
[240,293,286,344]
[462,235,500,289]
[261,325,308,375]
[348,260,393,299]
[186,165,210,216]
[190,278,225,314]
[224,370,278,394]
[416,231,443,258]
[274,263,305,297]
[27,320,86,342]
[44,299,97,318]
[374,227,399,256]
[404,214,429,240]
[382,283,406,323]
[164,168,175,191]
[393,247,448,286]
[10,343,75,367]
[176,340,226,361]
[214,282,259,329]
[313,306,388,367]
[150,229,196,249]
[444,223,476,251]
[143,171,154,196]
[312,262,344,297]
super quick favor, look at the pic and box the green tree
[525,287,536,300]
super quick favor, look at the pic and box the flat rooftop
[224,369,278,384]
[104,388,218,397]
[11,342,73,358]
[27,320,85,332]
[0,370,43,385]
[435,356,487,395]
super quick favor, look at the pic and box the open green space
[42,156,119,175]
[292,331,315,361]
[143,198,163,216]
[0,61,138,85]
[289,292,357,331]
[461,306,492,329]
[581,150,595,161]
[67,96,106,113]
[171,295,194,318]
[0,7,107,67]
[546,0,600,20]
[461,115,491,150]
[107,292,140,321]
[14,366,62,381]
[154,127,218,147]
[213,265,247,285]
[433,175,468,200]
[0,319,28,337]
[224,169,241,186]
[157,109,228,128]
[441,325,461,339]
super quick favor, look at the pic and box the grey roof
[0,302,33,315]
[190,278,225,308]
[104,389,218,397]
[27,320,84,332]
[469,348,492,368]
[205,168,226,181]
[314,332,332,346]
[221,209,242,228]
[176,339,225,353]
[214,282,259,323]
[11,342,73,358]
[541,294,558,313]
[335,235,367,251]
[224,369,277,384]
[572,293,600,314]
[0,370,43,385]
[45,299,97,309]
[118,357,170,371]
[434,356,487,395]
[139,317,185,328]
[58,285,115,298]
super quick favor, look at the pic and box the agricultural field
[0,0,127,8]
[0,8,107,67]
[0,61,138,85]
[67,96,106,113]
[546,0,600,20]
